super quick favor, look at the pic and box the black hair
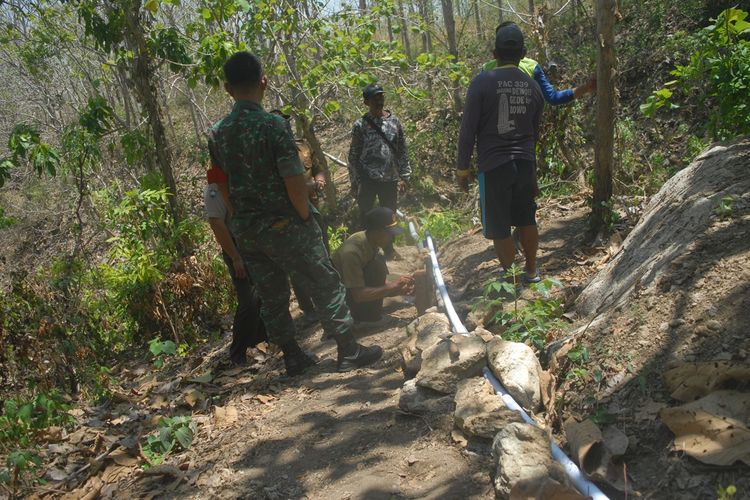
[223,51,263,87]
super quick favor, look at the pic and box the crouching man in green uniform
[208,51,382,375]
[331,208,414,323]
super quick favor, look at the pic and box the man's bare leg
[517,225,539,276]
[493,237,516,271]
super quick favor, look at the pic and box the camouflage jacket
[347,111,411,185]
[207,100,306,236]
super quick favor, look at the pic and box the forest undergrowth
[1,0,749,494]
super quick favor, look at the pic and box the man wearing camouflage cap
[348,83,411,260]
[208,51,382,376]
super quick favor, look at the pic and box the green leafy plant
[565,367,589,382]
[642,8,750,139]
[141,416,196,466]
[419,210,470,242]
[148,338,177,369]
[327,224,349,253]
[714,195,735,218]
[0,393,75,450]
[567,345,590,366]
[0,450,42,497]
[474,265,564,350]
[0,207,16,229]
[717,484,737,500]
[0,123,60,187]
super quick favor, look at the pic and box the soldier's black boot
[281,341,318,376]
[335,335,383,372]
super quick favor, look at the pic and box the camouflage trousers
[233,216,353,346]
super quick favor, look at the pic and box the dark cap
[495,22,525,51]
[364,207,403,235]
[363,83,385,100]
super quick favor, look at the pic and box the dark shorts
[478,159,537,240]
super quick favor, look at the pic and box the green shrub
[141,416,196,466]
[327,224,349,253]
[0,392,75,451]
[474,265,564,350]
[642,8,750,139]
[418,209,470,242]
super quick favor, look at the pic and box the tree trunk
[472,0,481,34]
[497,0,503,23]
[440,0,461,111]
[592,0,616,233]
[397,0,411,59]
[299,116,337,211]
[359,0,367,14]
[121,0,180,221]
[418,0,433,53]
[386,14,394,43]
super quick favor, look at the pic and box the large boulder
[454,377,522,439]
[400,312,452,379]
[576,139,750,316]
[487,338,543,412]
[492,422,574,499]
[398,379,453,414]
[416,334,486,394]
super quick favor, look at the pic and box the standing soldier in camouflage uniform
[348,83,411,260]
[270,109,327,327]
[208,51,382,376]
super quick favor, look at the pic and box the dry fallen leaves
[660,390,750,466]
[214,405,239,427]
[664,361,750,402]
[256,394,276,405]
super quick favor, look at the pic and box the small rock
[406,456,417,466]
[451,429,469,447]
[416,335,486,394]
[487,338,543,411]
[454,377,522,438]
[659,322,670,333]
[707,320,721,331]
[707,305,718,317]
[669,319,685,328]
[398,379,453,414]
[492,423,573,498]
[694,325,710,336]
[401,313,453,378]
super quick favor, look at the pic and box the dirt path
[46,200,598,500]
[87,246,489,500]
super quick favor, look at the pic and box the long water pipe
[419,231,608,500]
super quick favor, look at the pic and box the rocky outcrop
[577,138,750,316]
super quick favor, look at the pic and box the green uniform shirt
[207,100,305,235]
[331,231,377,289]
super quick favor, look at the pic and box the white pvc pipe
[425,234,469,334]
[483,368,609,500]
[322,151,347,167]
[420,232,608,500]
